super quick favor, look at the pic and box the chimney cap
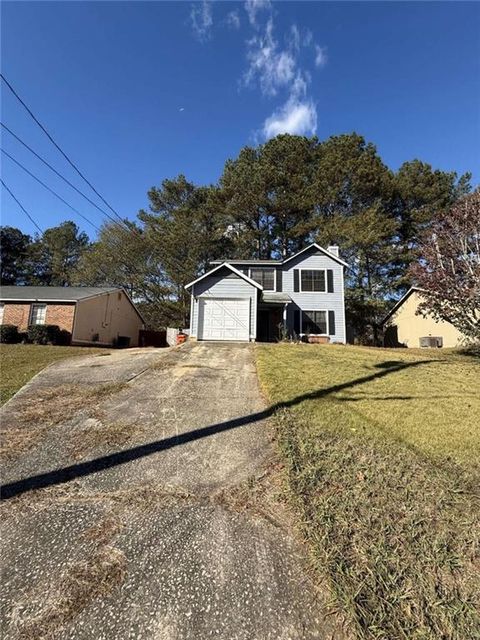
[327,245,339,257]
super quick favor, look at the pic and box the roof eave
[185,262,263,291]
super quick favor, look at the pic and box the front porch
[256,292,292,342]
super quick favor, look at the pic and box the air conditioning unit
[419,336,443,348]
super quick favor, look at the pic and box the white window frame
[0,303,4,324]
[299,268,327,293]
[300,309,329,336]
[29,303,47,326]
[248,267,276,292]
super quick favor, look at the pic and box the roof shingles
[0,286,120,302]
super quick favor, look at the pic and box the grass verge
[0,343,107,405]
[256,344,480,639]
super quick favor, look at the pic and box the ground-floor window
[30,303,47,326]
[302,310,328,335]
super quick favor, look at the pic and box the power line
[0,75,193,276]
[2,149,101,232]
[1,178,43,233]
[1,122,117,224]
[0,73,126,226]
[1,160,152,286]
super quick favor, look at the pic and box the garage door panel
[198,298,250,341]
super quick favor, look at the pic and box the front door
[257,308,282,342]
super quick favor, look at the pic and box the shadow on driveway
[1,359,432,500]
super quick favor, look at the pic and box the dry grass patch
[69,419,142,461]
[0,383,127,462]
[11,545,126,640]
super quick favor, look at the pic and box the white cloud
[245,0,271,28]
[187,1,325,140]
[314,45,327,68]
[290,24,300,52]
[263,96,317,138]
[190,1,213,41]
[244,18,296,96]
[303,29,313,47]
[227,10,241,29]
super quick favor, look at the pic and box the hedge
[0,324,20,343]
[27,324,71,345]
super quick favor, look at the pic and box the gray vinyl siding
[190,271,257,340]
[282,250,346,343]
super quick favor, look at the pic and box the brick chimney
[327,245,339,257]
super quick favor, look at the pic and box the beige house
[0,286,144,347]
[382,287,465,348]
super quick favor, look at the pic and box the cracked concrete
[1,342,340,639]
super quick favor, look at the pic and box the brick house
[0,286,144,347]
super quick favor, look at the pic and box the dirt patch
[0,383,127,462]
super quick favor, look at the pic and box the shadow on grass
[1,359,433,500]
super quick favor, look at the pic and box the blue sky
[1,1,479,239]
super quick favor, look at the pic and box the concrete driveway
[1,342,338,639]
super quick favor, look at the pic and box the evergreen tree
[0,226,31,284]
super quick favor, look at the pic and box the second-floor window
[250,268,275,291]
[300,269,326,292]
[30,303,47,325]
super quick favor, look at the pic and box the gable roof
[185,262,263,291]
[0,285,120,302]
[0,285,146,324]
[210,259,282,266]
[381,287,426,325]
[281,243,349,267]
[210,243,348,268]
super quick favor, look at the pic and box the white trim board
[282,243,348,268]
[185,262,263,291]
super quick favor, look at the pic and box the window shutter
[327,269,334,293]
[294,310,300,335]
[293,269,299,292]
[276,269,282,292]
[328,310,336,336]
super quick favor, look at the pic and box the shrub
[0,324,20,343]
[27,324,61,345]
[56,329,72,346]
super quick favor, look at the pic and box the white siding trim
[340,266,346,344]
[190,284,195,337]
[282,242,348,267]
[185,262,263,290]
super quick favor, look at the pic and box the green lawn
[256,344,480,639]
[0,343,107,405]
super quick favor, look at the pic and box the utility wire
[0,77,191,276]
[1,122,117,224]
[1,178,43,233]
[0,73,126,225]
[1,160,154,287]
[2,149,101,232]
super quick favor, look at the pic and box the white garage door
[198,298,250,342]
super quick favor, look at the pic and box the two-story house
[185,243,347,343]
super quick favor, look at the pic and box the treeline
[1,133,473,341]
[0,221,89,287]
